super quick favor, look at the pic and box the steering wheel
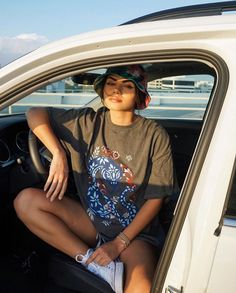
[28,130,77,195]
[28,130,52,180]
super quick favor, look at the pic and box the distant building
[148,76,213,92]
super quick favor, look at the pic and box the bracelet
[117,232,131,248]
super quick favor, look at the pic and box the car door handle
[165,285,184,293]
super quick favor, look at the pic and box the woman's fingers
[44,170,68,199]
[86,245,116,266]
[44,176,68,201]
[49,177,68,201]
[48,180,63,201]
[58,179,68,200]
[87,251,110,266]
[43,152,69,201]
[44,174,53,192]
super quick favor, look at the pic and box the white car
[0,2,236,293]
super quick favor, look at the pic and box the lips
[108,96,122,103]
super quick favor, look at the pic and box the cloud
[0,33,49,67]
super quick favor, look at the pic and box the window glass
[225,161,236,218]
[142,74,214,120]
[0,76,100,115]
[0,65,214,121]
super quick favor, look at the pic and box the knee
[124,267,153,293]
[14,187,37,220]
[124,275,152,293]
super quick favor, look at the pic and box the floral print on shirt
[87,146,138,228]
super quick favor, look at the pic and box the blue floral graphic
[87,146,137,227]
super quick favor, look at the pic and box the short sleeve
[144,127,174,199]
[46,107,97,152]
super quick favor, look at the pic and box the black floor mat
[0,251,45,293]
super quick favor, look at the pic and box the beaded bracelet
[117,232,131,248]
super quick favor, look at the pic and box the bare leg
[120,239,158,293]
[14,187,97,258]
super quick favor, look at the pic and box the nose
[113,84,122,93]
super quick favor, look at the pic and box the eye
[106,80,115,86]
[125,84,135,90]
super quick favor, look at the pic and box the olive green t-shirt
[47,107,174,244]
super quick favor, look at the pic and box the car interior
[0,60,216,292]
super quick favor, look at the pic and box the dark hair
[135,90,146,110]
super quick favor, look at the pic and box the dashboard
[0,114,41,197]
[0,115,29,168]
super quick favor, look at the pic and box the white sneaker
[77,249,124,293]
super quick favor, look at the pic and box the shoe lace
[89,261,114,273]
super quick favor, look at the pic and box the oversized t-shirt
[47,106,174,246]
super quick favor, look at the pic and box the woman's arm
[86,198,163,266]
[121,198,163,241]
[27,107,69,201]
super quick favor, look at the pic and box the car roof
[122,1,236,24]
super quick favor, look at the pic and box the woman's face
[103,74,138,111]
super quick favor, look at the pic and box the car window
[143,74,214,120]
[225,159,236,218]
[0,76,99,115]
[0,64,214,121]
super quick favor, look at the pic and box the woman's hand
[44,148,69,202]
[86,238,126,266]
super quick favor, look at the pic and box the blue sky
[0,0,225,66]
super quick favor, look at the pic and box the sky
[0,0,226,67]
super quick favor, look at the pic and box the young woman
[14,65,174,293]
